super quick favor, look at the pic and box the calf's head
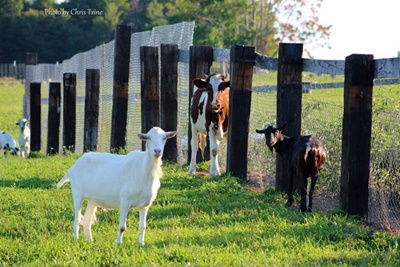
[256,123,287,152]
[193,73,230,113]
[138,127,177,158]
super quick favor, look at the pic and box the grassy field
[0,78,399,266]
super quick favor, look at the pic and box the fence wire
[127,21,194,154]
[369,85,400,233]
[24,22,194,154]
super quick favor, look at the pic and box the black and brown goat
[256,123,327,212]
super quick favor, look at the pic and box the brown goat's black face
[256,123,287,151]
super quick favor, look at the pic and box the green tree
[143,0,331,57]
[0,0,24,15]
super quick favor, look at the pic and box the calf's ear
[193,78,207,88]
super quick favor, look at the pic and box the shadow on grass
[1,177,55,189]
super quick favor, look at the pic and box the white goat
[0,131,19,156]
[57,127,177,245]
[16,118,30,158]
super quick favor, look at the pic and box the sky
[311,0,399,60]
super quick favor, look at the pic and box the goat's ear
[278,123,287,131]
[138,133,150,140]
[193,78,207,89]
[165,131,177,139]
[256,129,266,134]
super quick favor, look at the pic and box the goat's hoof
[285,201,293,207]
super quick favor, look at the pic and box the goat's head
[193,73,230,113]
[16,118,30,132]
[256,123,287,152]
[138,127,177,158]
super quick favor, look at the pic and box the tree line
[0,0,331,63]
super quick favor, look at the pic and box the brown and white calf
[188,73,230,176]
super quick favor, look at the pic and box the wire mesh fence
[25,22,195,154]
[369,85,400,233]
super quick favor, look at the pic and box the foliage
[145,0,331,56]
[0,0,130,63]
[0,0,331,63]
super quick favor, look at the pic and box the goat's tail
[57,174,70,188]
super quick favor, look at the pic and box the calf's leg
[208,129,220,176]
[188,128,199,175]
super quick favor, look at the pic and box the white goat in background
[0,131,19,156]
[16,118,30,158]
[57,127,177,245]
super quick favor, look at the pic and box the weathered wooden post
[63,73,76,153]
[188,46,214,164]
[47,83,61,155]
[84,69,100,152]
[110,24,131,153]
[24,53,38,119]
[160,44,178,162]
[341,54,374,216]
[30,82,41,152]
[276,43,303,192]
[140,46,160,151]
[226,45,255,180]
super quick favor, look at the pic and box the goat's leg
[308,174,318,212]
[139,207,149,245]
[208,129,221,176]
[286,171,294,207]
[299,174,308,212]
[83,200,97,241]
[188,128,199,175]
[72,194,83,240]
[116,204,130,244]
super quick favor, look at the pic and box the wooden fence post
[30,82,41,152]
[276,43,303,192]
[84,69,100,152]
[24,53,38,119]
[111,24,131,153]
[188,46,214,164]
[340,54,374,216]
[63,73,76,153]
[161,44,178,162]
[226,45,255,180]
[47,82,61,155]
[140,46,160,151]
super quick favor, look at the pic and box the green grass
[1,156,399,266]
[0,79,24,137]
[1,78,399,266]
